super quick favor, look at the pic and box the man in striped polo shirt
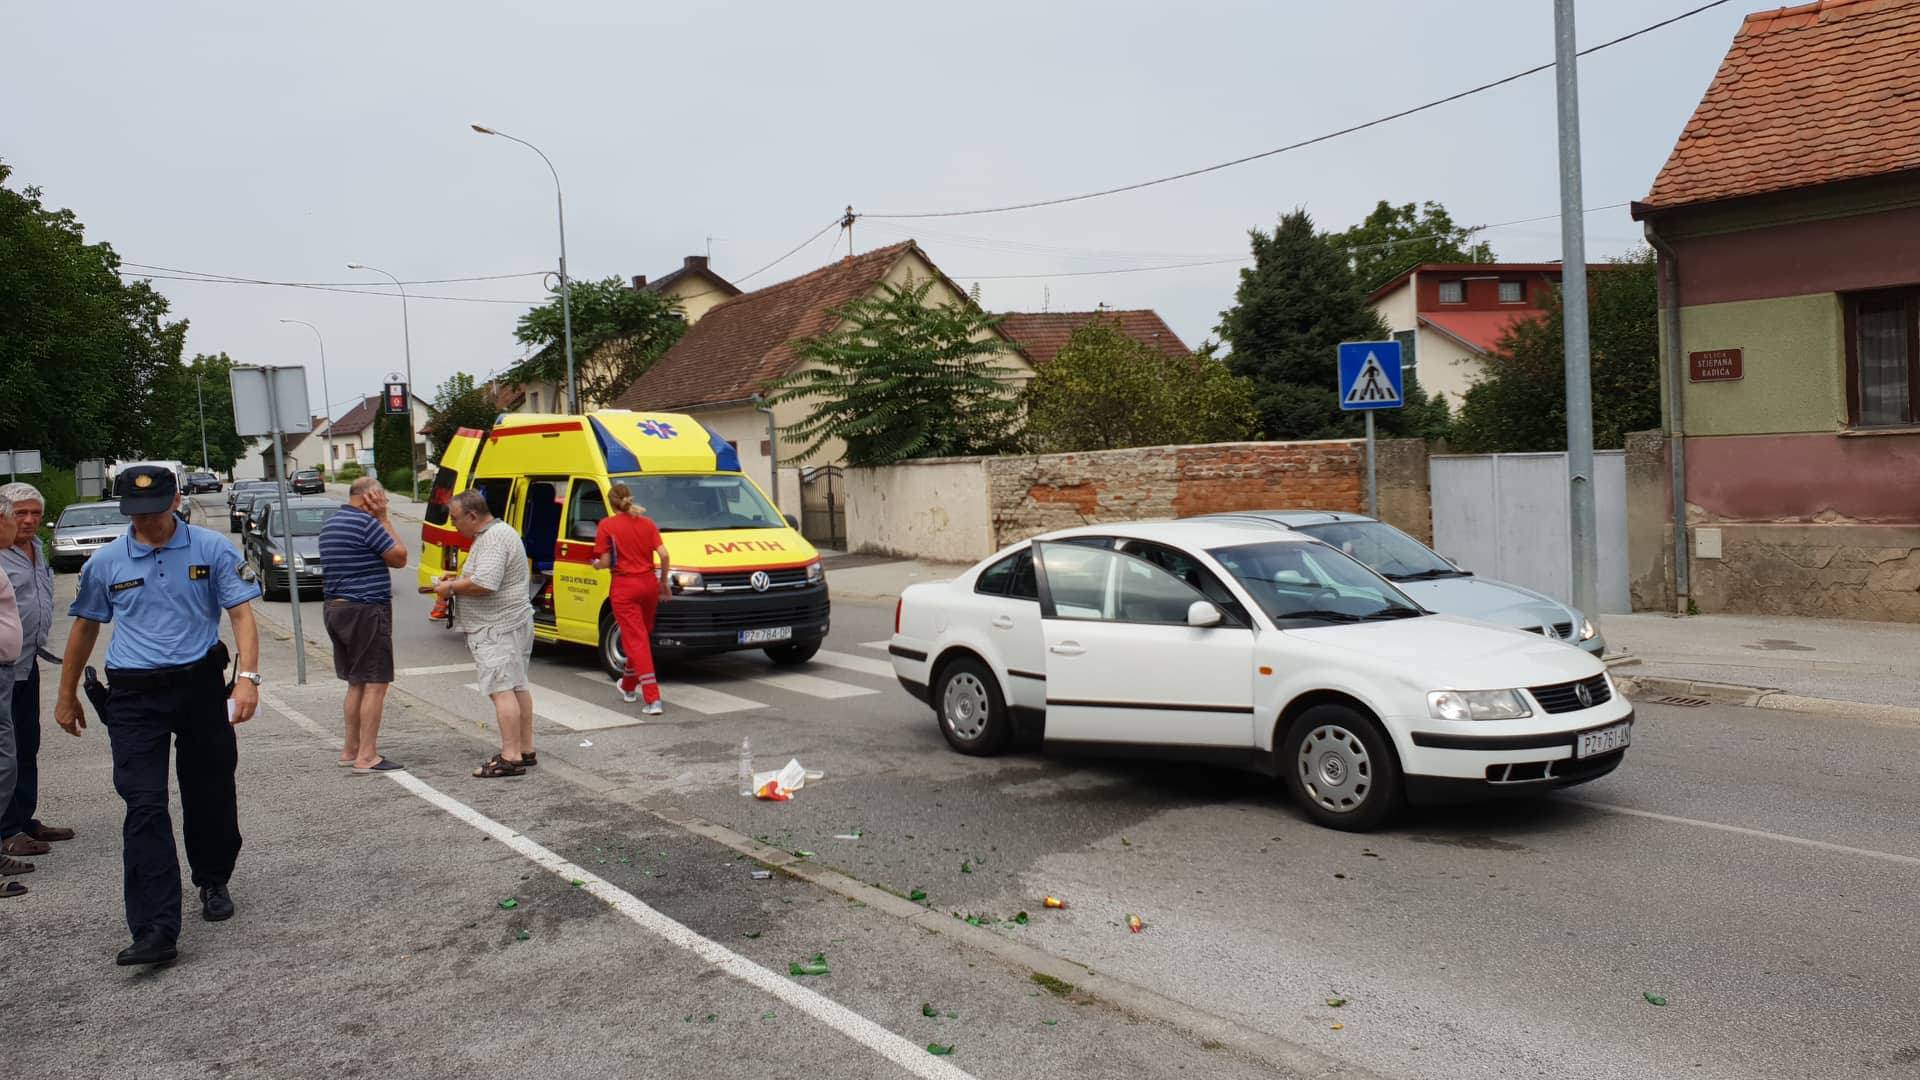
[319,477,409,773]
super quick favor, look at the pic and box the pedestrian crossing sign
[1338,341,1404,411]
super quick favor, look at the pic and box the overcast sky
[3,0,1747,422]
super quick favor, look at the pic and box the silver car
[51,500,129,572]
[1200,510,1604,656]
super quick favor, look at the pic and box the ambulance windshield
[610,474,786,532]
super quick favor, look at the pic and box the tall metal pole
[347,266,420,496]
[279,320,331,461]
[1554,0,1600,623]
[196,374,209,472]
[263,368,308,685]
[1364,411,1378,519]
[471,125,577,414]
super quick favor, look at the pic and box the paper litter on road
[753,758,810,801]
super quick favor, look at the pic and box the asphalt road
[8,496,1916,1079]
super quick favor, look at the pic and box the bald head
[348,476,384,500]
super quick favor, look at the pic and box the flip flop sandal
[472,754,525,779]
[0,855,33,877]
[0,881,25,898]
[518,752,537,768]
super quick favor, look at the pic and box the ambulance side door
[554,478,610,643]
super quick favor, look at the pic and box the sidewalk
[821,552,969,601]
[325,481,428,522]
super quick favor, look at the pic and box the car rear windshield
[1292,521,1459,580]
[1207,541,1423,625]
[268,506,339,536]
[607,474,784,532]
[58,504,124,528]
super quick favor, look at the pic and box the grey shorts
[324,600,394,685]
[466,614,534,696]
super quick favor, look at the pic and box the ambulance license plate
[739,626,793,645]
[1575,722,1631,758]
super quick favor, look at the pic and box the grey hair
[348,475,384,499]
[0,482,41,506]
[0,496,13,519]
[451,490,492,519]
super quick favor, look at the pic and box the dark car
[228,479,278,514]
[291,468,325,495]
[187,471,223,493]
[244,496,341,599]
[229,484,288,533]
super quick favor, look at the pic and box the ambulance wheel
[597,610,627,680]
[764,641,819,666]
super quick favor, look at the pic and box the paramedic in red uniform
[592,483,669,715]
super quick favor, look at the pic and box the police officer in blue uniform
[53,465,262,966]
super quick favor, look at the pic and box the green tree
[147,352,251,473]
[422,372,500,461]
[1337,199,1495,291]
[372,410,416,494]
[1449,249,1658,453]
[512,276,687,408]
[1217,209,1450,442]
[767,278,1025,467]
[1025,320,1258,451]
[0,159,186,466]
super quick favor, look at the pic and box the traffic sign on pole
[1338,341,1404,411]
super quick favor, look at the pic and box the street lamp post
[278,318,331,468]
[471,124,577,414]
[195,374,209,473]
[346,264,420,497]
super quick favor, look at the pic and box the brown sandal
[518,751,537,768]
[0,855,34,876]
[0,881,25,898]
[472,754,525,779]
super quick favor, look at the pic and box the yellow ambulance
[418,410,827,675]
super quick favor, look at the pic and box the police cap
[116,466,179,514]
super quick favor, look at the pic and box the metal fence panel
[1429,450,1628,614]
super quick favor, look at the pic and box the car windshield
[59,504,124,528]
[607,474,785,532]
[1292,520,1462,580]
[266,506,338,537]
[1207,540,1424,624]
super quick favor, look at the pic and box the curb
[1617,673,1920,726]
[245,601,1373,1080]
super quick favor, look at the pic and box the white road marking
[747,671,878,700]
[571,670,765,715]
[397,663,477,677]
[809,648,897,679]
[261,690,336,744]
[465,683,644,731]
[858,640,891,652]
[385,770,979,1080]
[1580,800,1920,868]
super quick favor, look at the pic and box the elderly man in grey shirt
[432,490,537,779]
[0,482,69,863]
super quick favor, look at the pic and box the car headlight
[669,570,705,594]
[271,553,286,565]
[1578,618,1598,642]
[1428,689,1533,721]
[804,560,824,585]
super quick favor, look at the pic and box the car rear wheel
[764,641,819,666]
[1280,704,1404,832]
[934,657,1010,756]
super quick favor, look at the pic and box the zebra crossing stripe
[809,648,897,678]
[570,671,765,715]
[465,683,644,731]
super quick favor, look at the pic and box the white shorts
[467,615,534,696]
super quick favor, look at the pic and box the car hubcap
[606,625,627,671]
[1298,724,1371,813]
[943,673,989,740]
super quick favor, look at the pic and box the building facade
[1367,263,1603,406]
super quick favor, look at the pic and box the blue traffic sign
[1338,340,1404,411]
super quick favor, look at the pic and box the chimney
[684,255,709,272]
[631,274,647,289]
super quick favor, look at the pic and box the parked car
[229,484,287,533]
[291,468,325,495]
[228,479,278,514]
[244,496,341,599]
[186,471,223,494]
[889,520,1631,831]
[1200,511,1604,657]
[50,501,129,572]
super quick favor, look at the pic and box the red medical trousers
[610,574,660,703]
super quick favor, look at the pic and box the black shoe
[201,884,235,922]
[116,930,178,966]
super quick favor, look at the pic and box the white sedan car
[888,520,1632,831]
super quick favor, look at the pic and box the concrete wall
[845,457,993,562]
[1624,430,1674,613]
[1686,523,1920,623]
[1672,293,1845,436]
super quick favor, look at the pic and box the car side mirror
[784,513,800,531]
[1187,600,1224,628]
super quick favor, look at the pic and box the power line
[116,270,547,304]
[864,0,1735,220]
[734,217,845,284]
[118,262,548,287]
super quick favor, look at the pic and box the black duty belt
[102,642,233,693]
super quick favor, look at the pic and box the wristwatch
[236,671,263,686]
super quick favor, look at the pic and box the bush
[384,468,414,499]
[335,462,365,483]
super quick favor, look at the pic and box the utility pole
[1555,0,1600,623]
[196,374,210,472]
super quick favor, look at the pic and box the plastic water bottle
[738,737,753,797]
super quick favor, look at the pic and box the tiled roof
[612,241,922,411]
[1637,0,1920,214]
[1419,310,1542,355]
[645,255,742,304]
[326,394,382,436]
[996,310,1192,366]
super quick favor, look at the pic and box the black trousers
[102,646,241,940]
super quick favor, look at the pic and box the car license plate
[1575,722,1631,758]
[738,626,793,645]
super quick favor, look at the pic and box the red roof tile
[1638,0,1920,214]
[1419,310,1542,355]
[611,241,929,411]
[996,310,1192,367]
[326,394,382,437]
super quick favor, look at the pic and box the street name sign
[1688,348,1743,382]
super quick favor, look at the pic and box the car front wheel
[1280,704,1404,832]
[933,656,1010,756]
